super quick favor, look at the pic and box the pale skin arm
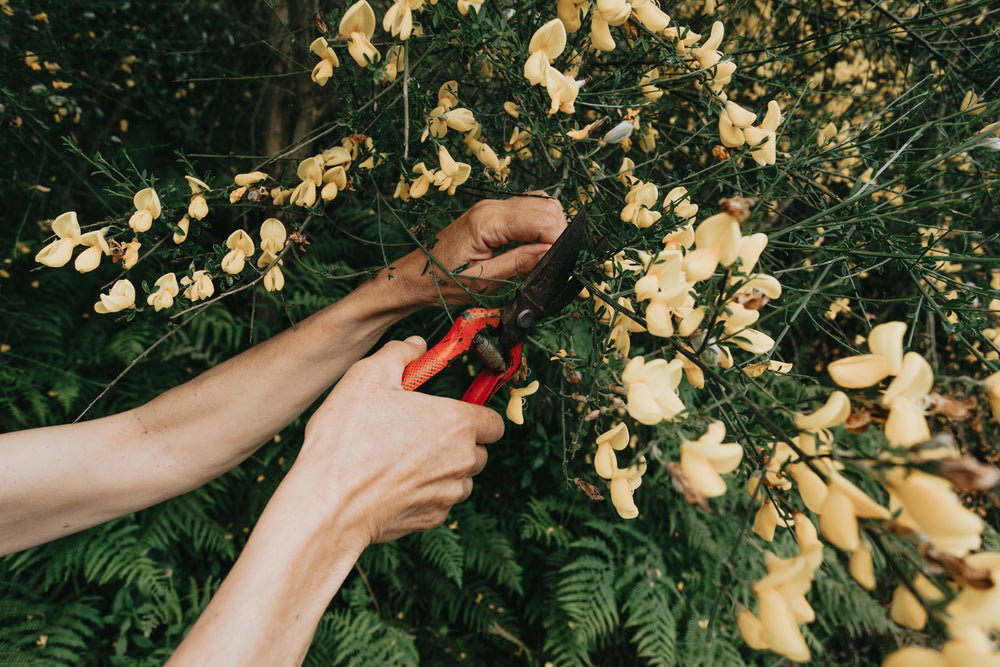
[167,338,504,665]
[0,194,566,555]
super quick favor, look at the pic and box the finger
[472,242,552,281]
[466,404,505,444]
[474,197,567,248]
[470,444,488,476]
[364,336,428,385]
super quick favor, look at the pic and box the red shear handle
[461,343,522,405]
[401,308,501,392]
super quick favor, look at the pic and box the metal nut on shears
[516,309,536,330]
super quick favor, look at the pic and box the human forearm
[139,275,409,481]
[166,476,367,666]
[0,194,564,554]
[166,340,502,665]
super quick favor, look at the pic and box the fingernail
[405,335,425,346]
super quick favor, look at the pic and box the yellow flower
[881,646,947,667]
[339,1,380,67]
[827,321,906,388]
[753,499,781,541]
[432,147,471,195]
[322,146,352,167]
[663,187,699,221]
[884,468,983,554]
[630,0,669,32]
[260,218,287,254]
[679,421,743,498]
[594,432,646,519]
[506,127,532,159]
[609,455,646,519]
[817,472,890,551]
[718,110,745,148]
[682,211,742,282]
[94,279,136,314]
[594,422,630,479]
[290,155,324,207]
[622,356,685,425]
[524,19,567,85]
[595,293,644,355]
[557,0,588,32]
[637,125,660,152]
[616,157,638,185]
[544,68,583,115]
[74,229,110,273]
[173,216,190,244]
[589,0,631,52]
[945,552,1000,628]
[381,44,405,83]
[456,0,482,15]
[146,273,180,312]
[692,21,723,66]
[985,371,1000,424]
[185,175,210,221]
[848,539,876,590]
[428,107,476,138]
[263,262,285,292]
[742,101,783,166]
[321,165,348,201]
[748,547,821,664]
[794,390,851,431]
[222,230,255,275]
[181,270,215,301]
[234,171,269,186]
[408,162,437,199]
[621,181,661,229]
[506,380,540,425]
[383,0,424,40]
[128,187,161,233]
[309,37,340,85]
[35,211,82,267]
[121,239,141,270]
[889,576,943,631]
[635,250,692,337]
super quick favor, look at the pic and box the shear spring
[472,333,507,374]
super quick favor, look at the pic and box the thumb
[474,243,552,282]
[368,336,428,383]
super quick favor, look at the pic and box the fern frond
[307,609,418,667]
[622,571,678,667]
[417,525,464,587]
[454,506,523,595]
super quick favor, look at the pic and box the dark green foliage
[3,0,1000,665]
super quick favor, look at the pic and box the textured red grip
[401,308,501,392]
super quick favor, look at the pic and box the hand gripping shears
[401,208,586,405]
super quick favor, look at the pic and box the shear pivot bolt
[516,309,536,329]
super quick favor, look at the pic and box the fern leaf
[417,525,464,587]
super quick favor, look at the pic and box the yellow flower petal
[506,380,540,425]
[848,541,876,590]
[794,390,851,431]
[753,499,780,541]
[867,321,906,374]
[827,354,891,389]
[94,279,136,314]
[757,588,810,663]
[132,187,161,219]
[818,487,859,551]
[889,584,927,630]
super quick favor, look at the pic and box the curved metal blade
[497,208,586,352]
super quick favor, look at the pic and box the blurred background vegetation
[2,0,1000,665]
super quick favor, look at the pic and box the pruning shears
[401,208,587,405]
